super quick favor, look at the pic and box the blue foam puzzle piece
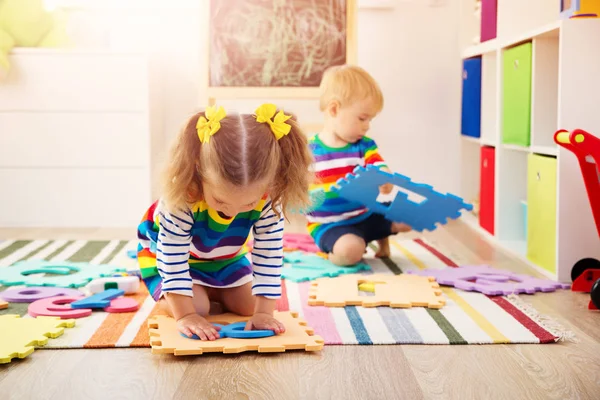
[181,322,275,340]
[330,165,473,232]
[70,288,124,309]
[281,251,371,282]
[127,250,137,259]
[0,260,127,288]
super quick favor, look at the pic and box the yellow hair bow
[196,105,226,143]
[255,103,292,140]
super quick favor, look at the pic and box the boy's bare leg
[328,234,367,266]
[375,237,390,258]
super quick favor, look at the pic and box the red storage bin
[479,145,495,234]
[480,0,497,42]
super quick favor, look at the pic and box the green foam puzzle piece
[0,260,127,288]
[282,251,371,282]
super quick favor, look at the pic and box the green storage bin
[526,154,557,275]
[502,42,532,146]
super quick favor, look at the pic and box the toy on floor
[70,288,124,309]
[0,260,126,288]
[149,311,324,355]
[554,128,600,310]
[0,315,75,364]
[282,233,320,253]
[330,165,473,232]
[247,233,321,253]
[0,286,83,303]
[86,276,140,295]
[308,273,446,309]
[127,249,138,259]
[0,300,7,310]
[407,265,571,295]
[282,251,371,282]
[28,290,140,319]
[182,321,275,340]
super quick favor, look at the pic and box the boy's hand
[177,313,221,340]
[379,183,394,195]
[245,312,286,334]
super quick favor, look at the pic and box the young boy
[306,64,411,266]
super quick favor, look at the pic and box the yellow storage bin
[526,154,557,274]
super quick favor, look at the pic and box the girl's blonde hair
[161,107,313,216]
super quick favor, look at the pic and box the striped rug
[0,238,565,347]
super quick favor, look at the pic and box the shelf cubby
[496,147,528,257]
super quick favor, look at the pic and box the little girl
[136,103,313,340]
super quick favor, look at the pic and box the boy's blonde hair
[162,108,314,216]
[319,64,384,112]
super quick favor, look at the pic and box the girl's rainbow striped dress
[136,196,284,301]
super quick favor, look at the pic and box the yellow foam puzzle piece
[0,315,76,364]
[309,273,446,309]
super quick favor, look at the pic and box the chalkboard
[208,0,351,88]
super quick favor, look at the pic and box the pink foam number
[283,233,320,253]
[407,265,571,295]
[104,297,139,313]
[28,296,91,319]
[0,286,83,303]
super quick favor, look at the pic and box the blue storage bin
[461,56,482,138]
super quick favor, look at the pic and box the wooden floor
[1,220,599,400]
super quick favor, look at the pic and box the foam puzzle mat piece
[0,315,76,364]
[330,165,473,232]
[308,273,446,309]
[407,265,571,295]
[0,286,83,303]
[0,260,126,288]
[148,311,324,355]
[0,300,7,310]
[282,251,371,282]
[282,233,320,253]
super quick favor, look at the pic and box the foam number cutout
[70,289,124,309]
[407,265,571,295]
[0,260,126,288]
[28,296,92,319]
[104,297,140,313]
[182,322,275,340]
[0,286,83,303]
[330,165,473,232]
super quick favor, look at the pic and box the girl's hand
[245,312,286,334]
[177,313,221,340]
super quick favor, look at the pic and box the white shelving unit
[457,0,600,282]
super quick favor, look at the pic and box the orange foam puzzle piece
[148,311,324,355]
[308,273,446,309]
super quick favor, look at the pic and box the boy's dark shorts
[318,213,393,253]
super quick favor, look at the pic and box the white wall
[60,0,462,198]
